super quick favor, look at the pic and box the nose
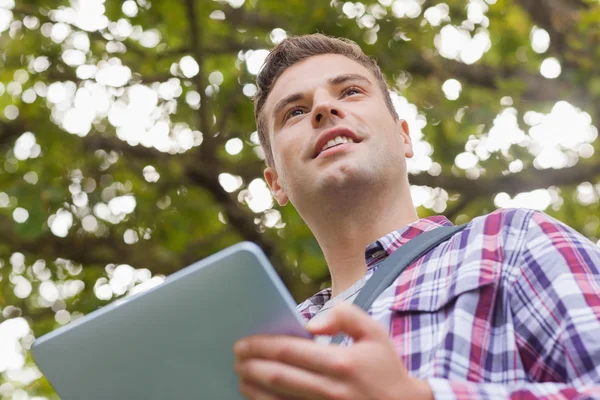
[312,92,345,128]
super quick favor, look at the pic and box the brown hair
[253,33,398,167]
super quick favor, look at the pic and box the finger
[305,303,388,341]
[235,335,343,375]
[239,379,295,400]
[236,358,346,399]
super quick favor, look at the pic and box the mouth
[315,136,355,159]
[313,128,361,159]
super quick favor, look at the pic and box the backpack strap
[330,224,467,345]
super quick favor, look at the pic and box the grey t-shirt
[313,276,368,344]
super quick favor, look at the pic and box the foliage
[0,0,599,397]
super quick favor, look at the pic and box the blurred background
[0,0,599,397]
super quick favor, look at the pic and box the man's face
[262,54,413,209]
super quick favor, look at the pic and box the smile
[319,135,354,154]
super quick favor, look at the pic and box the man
[233,34,600,399]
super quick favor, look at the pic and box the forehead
[264,54,376,115]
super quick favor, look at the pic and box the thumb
[305,303,387,342]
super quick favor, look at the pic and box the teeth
[321,136,354,153]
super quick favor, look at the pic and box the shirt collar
[298,215,453,321]
[365,215,453,268]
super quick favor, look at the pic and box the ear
[264,166,289,206]
[396,119,413,159]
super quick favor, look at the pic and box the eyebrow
[271,73,373,120]
[328,73,372,87]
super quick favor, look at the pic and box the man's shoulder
[464,207,559,235]
[464,208,593,259]
[295,287,332,322]
[466,207,534,228]
[452,207,570,255]
[467,207,576,234]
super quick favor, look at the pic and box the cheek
[275,126,307,156]
[355,104,394,131]
[271,141,299,181]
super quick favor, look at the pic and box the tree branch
[224,153,600,204]
[0,119,27,150]
[2,116,289,285]
[515,0,588,58]
[399,53,591,105]
[82,134,171,161]
[224,5,282,31]
[0,214,181,276]
[184,0,212,138]
[444,193,476,222]
[183,164,296,288]
[79,134,296,287]
[214,69,251,139]
[156,40,262,58]
[180,227,232,266]
[410,160,600,198]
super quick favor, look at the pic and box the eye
[343,86,362,97]
[285,106,305,121]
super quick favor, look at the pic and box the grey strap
[330,224,467,345]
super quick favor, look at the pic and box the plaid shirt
[297,208,600,399]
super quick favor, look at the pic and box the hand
[233,303,433,400]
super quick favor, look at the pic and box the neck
[301,185,418,297]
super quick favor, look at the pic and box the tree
[0,0,598,397]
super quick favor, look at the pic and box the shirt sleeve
[427,210,600,400]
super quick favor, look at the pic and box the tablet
[31,242,311,400]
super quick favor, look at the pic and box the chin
[315,164,371,193]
